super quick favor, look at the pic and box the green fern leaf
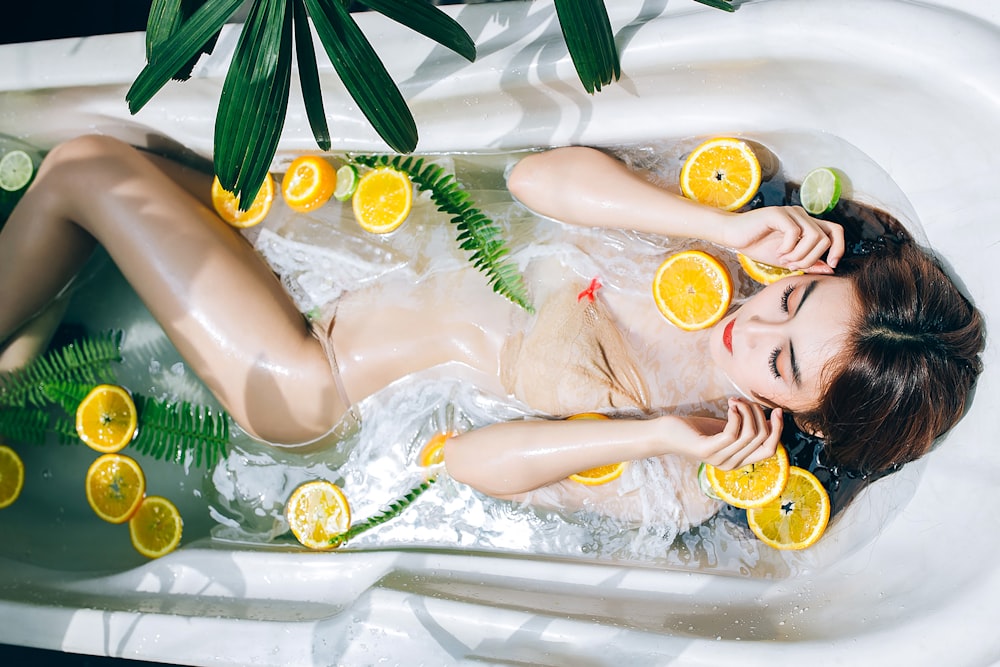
[40,381,93,415]
[328,477,435,547]
[0,405,50,444]
[0,331,122,408]
[352,155,533,313]
[129,395,230,468]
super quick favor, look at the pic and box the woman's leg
[0,135,346,444]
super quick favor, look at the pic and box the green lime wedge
[333,164,359,201]
[799,167,842,215]
[0,150,34,192]
[697,462,721,500]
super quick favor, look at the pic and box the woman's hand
[720,206,845,273]
[663,399,783,470]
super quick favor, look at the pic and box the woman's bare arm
[444,399,782,498]
[507,146,845,272]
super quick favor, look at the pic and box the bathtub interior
[1,0,999,664]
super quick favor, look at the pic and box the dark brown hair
[793,199,985,473]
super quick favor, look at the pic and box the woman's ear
[792,414,825,439]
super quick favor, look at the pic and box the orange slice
[76,384,138,454]
[652,250,733,331]
[564,413,627,485]
[417,432,451,467]
[704,444,790,509]
[352,167,413,234]
[85,453,146,524]
[680,137,762,211]
[211,173,275,228]
[281,155,337,213]
[129,495,183,558]
[0,445,25,509]
[285,480,351,550]
[747,466,831,550]
[737,253,803,285]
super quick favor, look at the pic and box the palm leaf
[355,0,476,62]
[552,0,620,93]
[214,0,294,207]
[693,0,735,12]
[128,0,245,113]
[353,154,533,312]
[304,0,418,153]
[146,0,219,82]
[0,331,122,408]
[130,395,230,468]
[293,0,331,151]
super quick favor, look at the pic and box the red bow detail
[577,277,603,302]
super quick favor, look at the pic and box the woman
[0,136,984,530]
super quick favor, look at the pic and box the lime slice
[697,462,721,500]
[799,167,841,215]
[0,150,34,192]
[333,164,359,202]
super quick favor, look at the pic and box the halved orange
[747,466,830,550]
[680,137,762,211]
[129,495,183,558]
[211,173,275,228]
[652,250,733,331]
[564,413,628,485]
[76,384,138,454]
[0,445,24,509]
[281,155,337,213]
[285,480,351,550]
[352,167,413,234]
[85,453,146,524]
[703,443,789,509]
[417,432,452,468]
[737,253,803,285]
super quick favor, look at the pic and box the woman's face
[709,274,858,412]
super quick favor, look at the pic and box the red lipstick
[722,319,734,354]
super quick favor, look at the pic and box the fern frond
[352,155,533,313]
[0,406,50,444]
[40,381,93,415]
[52,415,81,446]
[0,331,122,408]
[129,395,230,468]
[329,477,436,547]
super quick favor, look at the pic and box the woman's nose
[743,317,781,344]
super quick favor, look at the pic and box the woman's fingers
[709,401,782,469]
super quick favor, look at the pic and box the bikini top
[499,280,651,416]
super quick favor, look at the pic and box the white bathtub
[1,0,998,664]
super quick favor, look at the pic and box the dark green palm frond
[293,0,331,151]
[304,0,418,153]
[352,154,533,313]
[0,332,122,408]
[355,0,476,62]
[146,0,219,82]
[130,395,230,468]
[552,0,620,94]
[0,406,49,444]
[214,0,294,207]
[329,477,435,547]
[692,0,735,12]
[128,0,245,113]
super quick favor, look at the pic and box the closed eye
[779,284,794,313]
[768,347,781,379]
